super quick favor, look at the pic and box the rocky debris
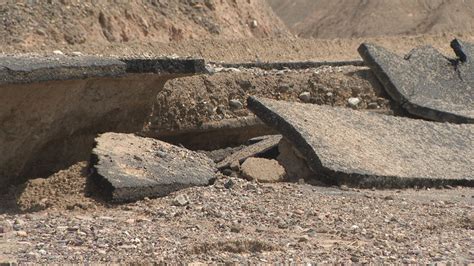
[0,56,205,188]
[298,91,311,102]
[217,135,282,170]
[229,99,244,110]
[172,194,189,207]
[247,97,474,188]
[347,97,361,108]
[359,39,474,123]
[240,158,286,183]
[277,138,314,181]
[2,174,472,264]
[90,133,217,202]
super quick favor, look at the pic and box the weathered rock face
[247,97,474,188]
[0,56,205,188]
[90,133,217,202]
[358,39,474,123]
[240,157,286,183]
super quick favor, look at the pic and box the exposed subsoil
[0,0,289,47]
[146,65,395,134]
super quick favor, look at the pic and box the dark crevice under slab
[247,97,474,189]
[358,39,473,124]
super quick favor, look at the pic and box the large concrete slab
[0,55,205,188]
[247,97,474,188]
[358,39,474,124]
[91,133,217,202]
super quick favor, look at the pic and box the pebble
[52,50,64,55]
[71,51,83,56]
[368,102,379,109]
[16,230,28,237]
[223,179,234,189]
[229,99,244,110]
[173,194,189,206]
[298,92,311,103]
[348,97,361,108]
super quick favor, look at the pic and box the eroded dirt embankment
[0,0,289,48]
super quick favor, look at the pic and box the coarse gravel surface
[0,162,473,264]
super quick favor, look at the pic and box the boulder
[240,157,286,183]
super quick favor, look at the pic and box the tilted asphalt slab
[0,55,206,188]
[247,97,474,188]
[358,39,474,124]
[0,55,206,85]
[90,133,218,202]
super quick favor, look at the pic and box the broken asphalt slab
[90,133,217,202]
[0,55,206,84]
[0,55,206,188]
[247,97,474,188]
[358,39,473,124]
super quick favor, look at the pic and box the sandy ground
[2,34,474,63]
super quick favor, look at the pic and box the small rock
[71,51,83,56]
[368,102,379,109]
[299,92,311,103]
[241,157,286,183]
[348,97,361,108]
[278,84,291,93]
[298,236,309,242]
[340,185,350,191]
[223,179,234,189]
[230,225,241,233]
[173,194,189,206]
[229,99,243,110]
[222,169,233,176]
[52,50,64,55]
[250,20,258,28]
[16,230,28,237]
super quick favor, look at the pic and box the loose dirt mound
[0,0,289,48]
[14,162,102,212]
[269,0,474,38]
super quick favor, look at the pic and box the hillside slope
[0,0,289,47]
[269,0,474,38]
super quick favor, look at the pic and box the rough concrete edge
[214,60,364,70]
[0,57,207,85]
[247,96,474,189]
[358,43,473,124]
